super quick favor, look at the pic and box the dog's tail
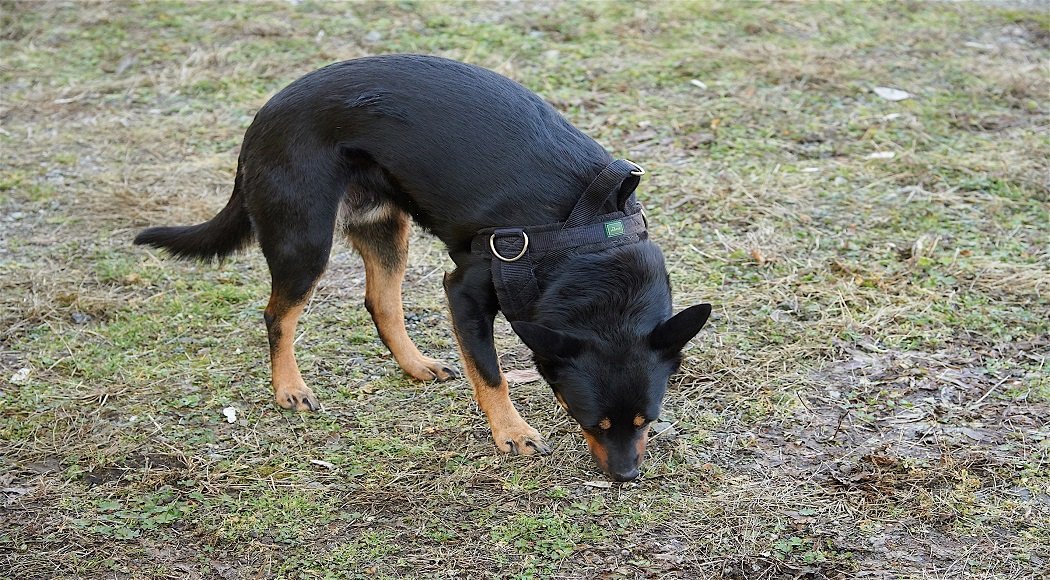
[134,170,253,262]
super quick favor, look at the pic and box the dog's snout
[585,429,648,481]
[608,450,642,481]
[610,465,640,481]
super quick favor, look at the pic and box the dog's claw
[275,383,320,412]
[404,357,458,382]
[525,439,552,455]
[492,423,548,457]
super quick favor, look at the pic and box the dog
[135,54,711,481]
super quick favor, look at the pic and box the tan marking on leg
[265,296,318,411]
[455,339,549,456]
[353,216,454,382]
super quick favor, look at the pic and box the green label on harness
[604,219,626,238]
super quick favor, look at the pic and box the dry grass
[2,1,1048,579]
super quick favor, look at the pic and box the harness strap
[563,159,643,228]
[471,159,647,321]
[470,210,647,256]
[489,232,540,320]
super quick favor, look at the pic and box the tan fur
[634,430,650,461]
[454,337,546,455]
[265,296,317,411]
[339,197,398,229]
[583,431,609,472]
[352,212,453,381]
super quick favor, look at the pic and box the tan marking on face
[634,429,650,460]
[598,417,612,431]
[582,430,609,473]
[633,414,647,428]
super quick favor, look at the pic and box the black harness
[470,159,649,321]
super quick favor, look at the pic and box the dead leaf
[10,367,30,384]
[963,41,997,51]
[504,369,541,384]
[873,86,912,101]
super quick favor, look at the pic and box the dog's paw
[492,423,551,456]
[403,356,458,382]
[274,383,320,412]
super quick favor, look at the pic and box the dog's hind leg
[347,210,457,382]
[264,288,321,411]
[255,178,339,412]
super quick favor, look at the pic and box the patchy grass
[2,1,1048,578]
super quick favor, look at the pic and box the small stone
[651,421,679,439]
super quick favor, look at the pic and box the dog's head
[512,302,709,481]
[513,296,711,481]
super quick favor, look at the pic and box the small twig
[822,408,850,443]
[969,377,1011,409]
[796,391,813,413]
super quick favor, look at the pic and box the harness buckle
[489,230,529,262]
[626,160,646,176]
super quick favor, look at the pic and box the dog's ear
[512,321,583,360]
[649,304,712,354]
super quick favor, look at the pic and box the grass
[2,0,1048,578]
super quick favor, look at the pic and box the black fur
[133,167,252,261]
[134,55,711,481]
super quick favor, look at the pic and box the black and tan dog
[135,55,711,481]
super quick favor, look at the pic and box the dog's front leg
[443,265,551,456]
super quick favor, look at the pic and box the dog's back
[241,54,613,246]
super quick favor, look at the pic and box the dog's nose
[610,466,640,481]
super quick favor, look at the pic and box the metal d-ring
[626,160,646,176]
[489,231,529,262]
